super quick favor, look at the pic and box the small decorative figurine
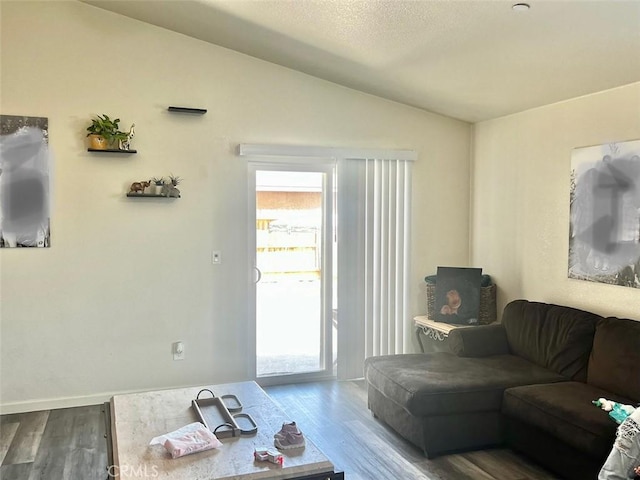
[162,175,181,198]
[129,180,150,194]
[119,123,135,151]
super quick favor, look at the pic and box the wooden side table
[414,315,471,353]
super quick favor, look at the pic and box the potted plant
[86,114,127,150]
[152,176,165,195]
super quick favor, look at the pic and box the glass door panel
[252,166,333,381]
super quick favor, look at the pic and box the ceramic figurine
[162,175,181,198]
[119,123,135,151]
[129,180,150,194]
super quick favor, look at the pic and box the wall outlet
[212,250,222,264]
[173,341,185,360]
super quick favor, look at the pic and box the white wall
[0,1,471,412]
[472,82,640,319]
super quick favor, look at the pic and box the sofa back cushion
[502,300,600,381]
[588,317,640,402]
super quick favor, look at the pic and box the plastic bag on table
[150,422,222,458]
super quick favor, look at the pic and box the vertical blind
[337,158,412,380]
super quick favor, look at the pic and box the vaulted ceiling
[83,0,640,123]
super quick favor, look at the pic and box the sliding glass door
[249,162,335,384]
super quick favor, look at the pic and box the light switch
[173,341,185,360]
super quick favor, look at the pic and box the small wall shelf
[167,106,207,114]
[89,148,137,154]
[126,193,180,198]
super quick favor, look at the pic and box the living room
[1,1,639,479]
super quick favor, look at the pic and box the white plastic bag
[150,422,222,458]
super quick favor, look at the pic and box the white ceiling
[83,0,640,123]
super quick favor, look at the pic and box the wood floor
[0,380,560,480]
[0,405,107,480]
[265,380,559,480]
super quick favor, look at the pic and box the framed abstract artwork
[569,139,640,288]
[0,115,50,248]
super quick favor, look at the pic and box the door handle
[254,267,262,284]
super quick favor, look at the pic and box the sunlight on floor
[257,279,335,376]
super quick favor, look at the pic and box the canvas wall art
[569,139,640,288]
[434,266,482,324]
[0,115,50,247]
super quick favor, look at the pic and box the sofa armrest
[448,324,509,357]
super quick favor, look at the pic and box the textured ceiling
[83,0,640,123]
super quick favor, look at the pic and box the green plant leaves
[86,113,127,143]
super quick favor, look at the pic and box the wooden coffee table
[107,381,343,480]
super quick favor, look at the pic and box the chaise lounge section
[364,300,639,480]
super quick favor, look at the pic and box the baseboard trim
[0,392,113,414]
[0,382,222,414]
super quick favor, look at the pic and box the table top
[413,315,471,335]
[110,381,334,480]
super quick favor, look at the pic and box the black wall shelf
[126,193,180,198]
[88,148,137,154]
[167,106,207,114]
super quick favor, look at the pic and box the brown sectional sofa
[364,300,640,480]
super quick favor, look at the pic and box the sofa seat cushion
[503,381,634,458]
[364,352,567,416]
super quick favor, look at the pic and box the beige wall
[472,82,640,319]
[0,1,471,412]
